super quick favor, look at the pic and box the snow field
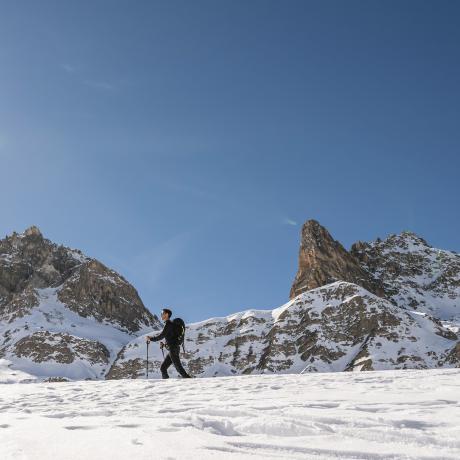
[1,368,459,459]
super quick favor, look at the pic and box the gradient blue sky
[1,1,459,323]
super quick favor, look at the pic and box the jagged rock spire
[289,220,384,299]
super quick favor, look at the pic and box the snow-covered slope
[0,358,36,383]
[108,282,458,379]
[1,369,459,459]
[0,287,152,380]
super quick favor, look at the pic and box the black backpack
[172,317,186,352]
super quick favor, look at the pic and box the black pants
[160,346,190,379]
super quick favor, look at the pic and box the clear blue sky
[1,1,459,323]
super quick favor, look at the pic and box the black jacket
[151,320,179,348]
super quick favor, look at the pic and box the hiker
[146,308,191,379]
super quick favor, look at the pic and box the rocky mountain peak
[352,231,430,257]
[1,226,47,259]
[385,231,430,250]
[299,219,335,249]
[290,220,384,299]
[0,229,159,331]
[351,230,460,324]
[23,226,43,238]
[0,228,161,380]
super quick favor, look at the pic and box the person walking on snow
[146,308,191,379]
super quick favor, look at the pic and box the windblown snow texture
[1,369,459,459]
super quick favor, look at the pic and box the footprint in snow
[64,425,97,430]
[304,402,340,409]
[156,427,181,432]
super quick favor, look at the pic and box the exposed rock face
[0,227,161,380]
[0,227,80,321]
[445,342,460,365]
[105,346,149,380]
[58,259,152,333]
[14,331,110,366]
[108,282,458,378]
[290,220,383,299]
[0,227,157,331]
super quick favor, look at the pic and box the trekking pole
[161,342,165,358]
[146,340,149,379]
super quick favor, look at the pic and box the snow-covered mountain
[0,227,160,381]
[109,221,459,379]
[0,222,459,381]
[351,231,460,330]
